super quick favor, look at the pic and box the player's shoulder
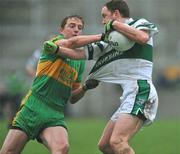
[130,18,158,32]
[129,18,150,27]
[51,34,64,43]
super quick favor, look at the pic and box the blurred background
[0,0,180,153]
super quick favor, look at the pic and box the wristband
[54,45,59,54]
[101,33,109,43]
[101,33,105,41]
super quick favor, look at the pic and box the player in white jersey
[93,1,158,154]
[44,1,159,153]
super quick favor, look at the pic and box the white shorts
[111,79,158,126]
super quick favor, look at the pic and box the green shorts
[11,91,67,140]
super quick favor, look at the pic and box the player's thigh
[40,126,69,149]
[0,129,28,154]
[98,120,115,146]
[111,113,143,142]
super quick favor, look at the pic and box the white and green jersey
[86,18,159,83]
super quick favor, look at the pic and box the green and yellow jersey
[31,34,85,109]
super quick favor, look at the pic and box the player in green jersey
[0,15,101,154]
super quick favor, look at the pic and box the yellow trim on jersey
[36,59,78,87]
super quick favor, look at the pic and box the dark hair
[60,15,84,29]
[105,0,130,18]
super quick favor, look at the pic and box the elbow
[138,33,149,44]
[141,35,149,44]
[136,36,149,45]
[66,37,78,48]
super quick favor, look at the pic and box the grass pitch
[0,118,179,154]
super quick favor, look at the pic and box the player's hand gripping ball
[104,20,135,51]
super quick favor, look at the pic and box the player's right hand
[43,41,59,54]
[83,79,99,91]
[104,20,115,33]
[101,20,115,43]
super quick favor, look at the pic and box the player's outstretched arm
[55,34,102,48]
[58,46,87,60]
[43,41,87,59]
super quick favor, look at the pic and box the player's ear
[113,9,121,18]
[59,27,63,33]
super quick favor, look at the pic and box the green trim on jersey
[90,43,153,74]
[131,80,150,115]
[136,23,156,29]
[128,18,157,30]
[31,34,86,109]
[128,19,139,26]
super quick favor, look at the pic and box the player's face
[60,17,84,39]
[101,6,115,25]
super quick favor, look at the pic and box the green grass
[0,118,180,154]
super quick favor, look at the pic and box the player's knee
[98,141,110,153]
[98,141,105,152]
[60,142,69,153]
[51,142,69,154]
[110,136,129,153]
[0,148,17,154]
[110,136,120,150]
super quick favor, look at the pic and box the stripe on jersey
[90,43,153,74]
[128,18,158,33]
[86,44,94,60]
[131,80,150,115]
[136,23,156,29]
[37,59,78,87]
[95,42,104,52]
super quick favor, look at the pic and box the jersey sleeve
[84,41,108,60]
[133,18,159,37]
